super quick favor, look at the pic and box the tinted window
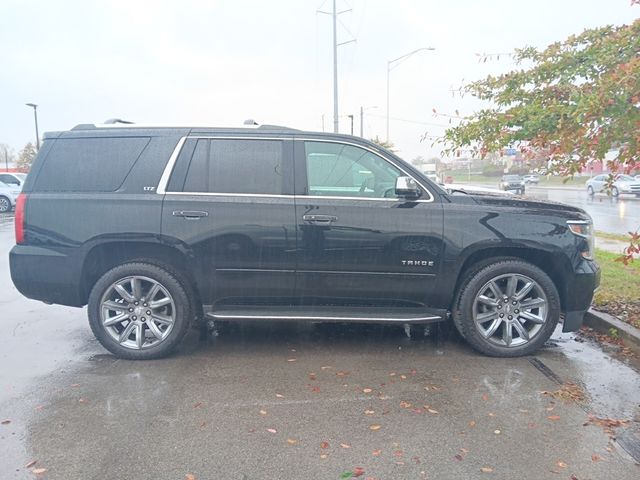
[0,174,20,186]
[304,141,403,198]
[181,139,283,194]
[34,137,150,192]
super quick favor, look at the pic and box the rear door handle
[173,210,209,219]
[303,214,338,224]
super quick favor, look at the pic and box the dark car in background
[9,124,599,360]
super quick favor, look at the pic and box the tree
[17,142,37,171]
[370,136,397,152]
[442,16,639,261]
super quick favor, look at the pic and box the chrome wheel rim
[473,273,548,347]
[100,275,176,350]
[0,198,9,212]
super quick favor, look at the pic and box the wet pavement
[1,222,640,479]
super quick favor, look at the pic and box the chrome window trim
[157,135,435,203]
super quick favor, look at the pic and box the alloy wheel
[472,273,548,347]
[100,275,176,350]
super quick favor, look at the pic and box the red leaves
[320,441,330,449]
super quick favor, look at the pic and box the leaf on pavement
[481,393,489,401]
[266,428,277,433]
[185,475,196,480]
[547,415,561,421]
[454,454,463,461]
[259,409,267,415]
[372,449,382,456]
[24,460,37,469]
[70,383,81,387]
[363,388,373,393]
[364,409,375,415]
[320,453,328,459]
[336,371,349,377]
[591,454,601,462]
[275,393,285,398]
[353,467,365,477]
[494,429,501,435]
[480,466,494,473]
[1,420,10,425]
[193,402,202,408]
[309,372,317,380]
[340,472,353,479]
[287,358,297,362]
[369,424,381,431]
[556,461,568,469]
[427,408,439,414]
[287,438,298,445]
[321,366,332,370]
[399,401,412,409]
[340,443,351,449]
[320,441,330,449]
[32,469,47,475]
[468,420,476,427]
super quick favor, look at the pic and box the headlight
[567,220,594,260]
[619,184,630,191]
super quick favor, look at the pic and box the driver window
[304,141,403,198]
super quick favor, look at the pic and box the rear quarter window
[33,137,150,192]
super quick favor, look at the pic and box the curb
[584,308,640,356]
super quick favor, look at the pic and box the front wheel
[611,186,619,197]
[88,262,193,359]
[453,259,560,357]
[587,185,594,196]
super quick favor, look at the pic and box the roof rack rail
[258,124,300,131]
[104,118,135,125]
[71,124,96,130]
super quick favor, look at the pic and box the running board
[205,306,445,324]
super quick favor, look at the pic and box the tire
[611,186,619,197]
[587,186,594,196]
[0,196,10,213]
[88,262,194,360]
[453,259,560,357]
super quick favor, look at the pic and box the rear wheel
[453,259,560,357]
[611,186,619,197]
[587,185,594,196]
[0,196,10,213]
[88,262,193,359]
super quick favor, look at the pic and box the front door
[161,136,296,304]
[293,139,444,307]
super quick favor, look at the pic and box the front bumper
[561,259,600,332]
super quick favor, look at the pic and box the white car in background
[586,174,640,197]
[0,180,21,213]
[442,183,515,196]
[0,172,26,188]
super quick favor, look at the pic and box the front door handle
[303,214,338,225]
[173,210,209,219]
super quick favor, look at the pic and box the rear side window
[179,139,283,194]
[34,137,150,192]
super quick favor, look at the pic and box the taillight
[15,193,27,244]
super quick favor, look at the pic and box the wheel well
[453,247,569,311]
[80,242,201,314]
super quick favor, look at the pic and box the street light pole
[25,103,40,151]
[359,105,377,138]
[348,115,354,135]
[386,47,435,143]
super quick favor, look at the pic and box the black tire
[611,186,619,197]
[88,262,194,360]
[587,186,594,196]
[453,258,560,357]
[0,196,10,213]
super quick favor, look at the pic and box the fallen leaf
[591,454,601,462]
[570,475,579,480]
[309,372,317,380]
[1,420,10,425]
[259,409,267,415]
[364,409,375,415]
[34,405,44,411]
[336,371,349,377]
[193,402,202,408]
[369,424,382,431]
[340,443,351,449]
[488,412,496,417]
[275,393,285,398]
[287,358,297,362]
[394,450,404,457]
[320,454,328,459]
[185,475,196,480]
[353,467,365,477]
[320,441,330,449]
[287,438,298,445]
[454,454,464,461]
[340,472,353,479]
[389,372,396,376]
[547,415,561,421]
[482,393,489,401]
[480,466,494,473]
[557,461,568,469]
[399,401,412,409]
[372,449,382,456]
[78,398,87,403]
[70,383,80,388]
[400,375,407,380]
[310,386,321,393]
[363,388,373,393]
[199,421,206,428]
[25,460,37,469]
[321,366,332,370]
[468,420,476,428]
[266,428,277,433]
[32,469,47,475]
[460,448,468,454]
[494,429,501,435]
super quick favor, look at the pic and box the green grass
[595,230,635,243]
[593,248,640,328]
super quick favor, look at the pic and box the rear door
[293,138,444,306]
[160,135,296,304]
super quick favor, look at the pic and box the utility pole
[348,115,354,135]
[25,103,40,151]
[3,146,8,172]
[318,2,355,134]
[359,105,377,138]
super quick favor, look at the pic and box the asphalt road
[1,222,640,480]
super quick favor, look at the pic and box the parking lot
[1,219,640,479]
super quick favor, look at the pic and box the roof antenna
[104,118,135,125]
[243,119,259,125]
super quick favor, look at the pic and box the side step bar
[205,306,445,324]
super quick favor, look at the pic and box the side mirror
[395,176,421,198]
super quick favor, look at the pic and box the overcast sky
[0,0,637,161]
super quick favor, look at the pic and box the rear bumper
[561,259,600,332]
[9,244,84,307]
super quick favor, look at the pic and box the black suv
[9,124,599,359]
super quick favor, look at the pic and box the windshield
[616,174,635,181]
